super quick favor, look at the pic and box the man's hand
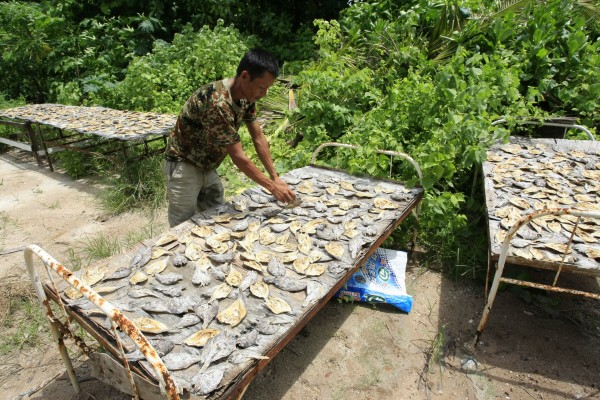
[270,177,296,204]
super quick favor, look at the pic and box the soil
[1,149,600,400]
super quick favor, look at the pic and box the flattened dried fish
[163,352,203,371]
[151,247,170,259]
[239,270,259,292]
[265,296,292,314]
[177,313,202,328]
[303,280,326,307]
[191,367,224,396]
[129,270,148,285]
[145,258,169,276]
[217,292,247,327]
[200,332,237,372]
[155,231,178,247]
[133,317,169,334]
[237,329,259,348]
[325,242,345,260]
[128,287,159,299]
[195,301,219,329]
[208,252,235,263]
[192,265,212,286]
[267,256,286,277]
[242,260,263,272]
[249,281,269,299]
[264,276,307,292]
[304,263,326,276]
[210,263,231,280]
[208,283,233,303]
[155,272,183,285]
[184,328,220,347]
[172,253,188,267]
[126,339,174,362]
[225,268,243,287]
[152,284,185,297]
[130,246,152,269]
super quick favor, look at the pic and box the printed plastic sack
[335,248,413,313]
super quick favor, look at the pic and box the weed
[99,155,167,214]
[66,248,87,272]
[82,232,122,260]
[124,213,166,248]
[0,298,48,354]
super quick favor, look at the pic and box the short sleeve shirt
[164,79,257,170]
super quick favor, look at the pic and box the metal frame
[24,244,180,400]
[491,117,595,140]
[476,208,600,344]
[0,119,44,166]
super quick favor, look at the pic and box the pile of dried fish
[61,166,420,398]
[485,138,600,269]
[0,104,176,140]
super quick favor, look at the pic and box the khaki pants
[164,160,225,227]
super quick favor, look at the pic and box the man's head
[234,49,278,103]
[236,48,279,80]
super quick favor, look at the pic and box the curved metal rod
[476,208,600,344]
[24,244,180,400]
[310,142,423,185]
[492,118,595,140]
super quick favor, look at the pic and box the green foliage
[99,155,167,214]
[103,21,251,112]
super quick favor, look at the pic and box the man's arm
[246,121,279,179]
[225,140,295,203]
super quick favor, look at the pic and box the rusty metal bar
[499,277,600,300]
[23,244,180,400]
[476,208,600,345]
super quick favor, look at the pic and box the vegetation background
[1,0,599,278]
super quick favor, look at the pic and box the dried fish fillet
[184,329,220,347]
[133,317,169,334]
[265,296,292,314]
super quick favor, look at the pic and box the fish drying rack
[0,104,176,169]
[476,131,600,343]
[23,143,424,399]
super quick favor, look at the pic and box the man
[164,48,296,227]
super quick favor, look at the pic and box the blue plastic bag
[335,248,413,313]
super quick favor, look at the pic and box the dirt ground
[1,149,600,400]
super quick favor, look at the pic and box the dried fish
[184,328,220,347]
[172,253,188,267]
[163,352,203,371]
[242,260,263,272]
[217,292,247,327]
[144,257,169,276]
[325,242,345,260]
[303,280,326,307]
[297,233,312,255]
[152,284,185,298]
[249,281,269,299]
[225,268,243,287]
[210,263,231,280]
[126,339,174,362]
[304,263,326,276]
[129,270,148,285]
[239,270,259,292]
[155,231,178,247]
[151,247,170,260]
[208,283,233,303]
[130,246,152,269]
[155,272,183,285]
[132,317,169,334]
[265,296,292,314]
[104,266,132,281]
[263,276,307,292]
[195,301,219,329]
[192,265,212,287]
[236,329,259,348]
[199,332,237,372]
[191,367,225,396]
[177,313,202,329]
[190,225,213,239]
[267,256,286,277]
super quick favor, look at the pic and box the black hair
[236,48,279,79]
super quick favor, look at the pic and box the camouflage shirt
[164,79,256,170]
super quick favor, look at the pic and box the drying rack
[24,143,423,399]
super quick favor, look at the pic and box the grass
[0,275,47,355]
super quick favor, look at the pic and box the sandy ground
[1,150,600,400]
